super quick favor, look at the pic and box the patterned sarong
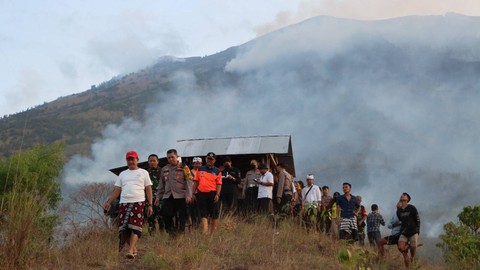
[118,202,145,233]
[339,216,358,234]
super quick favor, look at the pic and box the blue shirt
[337,194,359,218]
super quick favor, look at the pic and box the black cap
[258,163,268,170]
[206,152,216,159]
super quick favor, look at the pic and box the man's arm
[214,184,222,203]
[104,186,121,211]
[155,170,165,206]
[145,185,153,216]
[276,172,285,199]
[414,206,420,234]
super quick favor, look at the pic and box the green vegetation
[0,143,64,269]
[437,206,480,269]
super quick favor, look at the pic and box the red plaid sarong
[118,201,145,233]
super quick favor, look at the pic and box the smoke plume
[63,14,480,237]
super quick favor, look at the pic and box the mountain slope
[0,48,238,158]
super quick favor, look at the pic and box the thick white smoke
[63,14,480,238]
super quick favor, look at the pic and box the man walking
[155,149,193,237]
[104,150,153,259]
[337,182,360,243]
[192,152,222,233]
[147,154,164,235]
[397,193,420,268]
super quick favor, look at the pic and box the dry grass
[2,215,447,270]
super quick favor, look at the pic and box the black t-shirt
[397,204,420,236]
[220,167,241,195]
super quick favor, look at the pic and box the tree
[0,143,63,209]
[0,143,64,268]
[437,206,480,268]
[61,182,114,232]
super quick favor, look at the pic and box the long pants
[147,204,164,234]
[277,194,292,215]
[244,187,258,213]
[162,195,187,236]
[257,198,271,214]
[220,192,235,215]
[319,211,332,233]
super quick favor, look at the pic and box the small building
[109,135,295,177]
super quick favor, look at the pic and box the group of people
[103,150,421,268]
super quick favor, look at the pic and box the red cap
[126,151,139,159]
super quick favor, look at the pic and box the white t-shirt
[115,168,152,203]
[302,184,322,205]
[257,171,274,199]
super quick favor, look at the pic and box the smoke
[256,0,480,35]
[86,10,186,75]
[63,14,480,237]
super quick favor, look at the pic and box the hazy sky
[1,0,479,117]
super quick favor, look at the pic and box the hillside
[11,216,446,269]
[0,48,238,158]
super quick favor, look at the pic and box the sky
[1,0,480,117]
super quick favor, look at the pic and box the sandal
[126,252,136,259]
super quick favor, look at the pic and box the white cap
[192,157,202,163]
[306,174,315,180]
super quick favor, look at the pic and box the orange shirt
[193,165,222,192]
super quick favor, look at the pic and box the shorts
[367,231,381,244]
[197,191,220,219]
[399,233,418,247]
[383,233,401,245]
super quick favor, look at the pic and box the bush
[0,143,64,269]
[437,206,480,268]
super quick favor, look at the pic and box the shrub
[0,143,64,269]
[437,206,480,268]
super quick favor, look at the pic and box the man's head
[322,186,329,196]
[333,191,340,200]
[223,156,232,169]
[276,163,286,172]
[250,160,258,169]
[258,163,268,174]
[399,192,411,207]
[356,195,362,204]
[205,152,216,167]
[126,150,139,170]
[192,157,202,169]
[306,174,314,186]
[148,154,159,169]
[166,149,178,166]
[342,182,352,194]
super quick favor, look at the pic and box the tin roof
[176,135,291,157]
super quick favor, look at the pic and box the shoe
[126,252,136,259]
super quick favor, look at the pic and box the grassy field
[5,215,447,270]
